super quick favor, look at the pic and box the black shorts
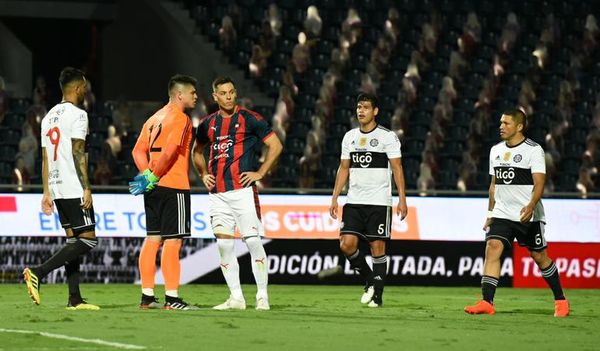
[144,186,191,238]
[54,198,96,235]
[486,218,547,251]
[340,204,392,242]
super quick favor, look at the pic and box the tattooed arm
[41,147,54,215]
[72,138,92,209]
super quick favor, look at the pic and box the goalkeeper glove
[128,169,160,195]
[142,169,160,190]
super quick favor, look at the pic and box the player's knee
[369,241,386,256]
[339,241,355,255]
[215,233,234,239]
[529,249,547,264]
[244,235,262,246]
[485,239,504,258]
[146,235,162,242]
[216,236,235,254]
[77,230,96,240]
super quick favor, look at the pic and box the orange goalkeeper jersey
[133,102,192,190]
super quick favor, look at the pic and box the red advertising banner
[0,196,17,212]
[513,243,600,288]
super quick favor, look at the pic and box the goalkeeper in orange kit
[129,74,198,310]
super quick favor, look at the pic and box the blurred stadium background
[0,0,599,293]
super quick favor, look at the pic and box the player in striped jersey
[130,74,198,310]
[465,109,569,317]
[193,77,282,310]
[23,67,99,310]
[329,93,408,307]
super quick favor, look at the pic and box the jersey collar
[359,123,378,134]
[505,137,527,148]
[218,105,240,118]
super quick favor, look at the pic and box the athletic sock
[34,237,98,278]
[345,249,373,285]
[371,255,388,297]
[65,253,81,297]
[245,236,268,298]
[139,239,161,296]
[481,275,499,303]
[216,238,244,300]
[541,261,565,300]
[161,239,182,298]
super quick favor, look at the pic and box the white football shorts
[208,186,264,237]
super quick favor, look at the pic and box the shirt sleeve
[40,118,48,148]
[249,112,273,141]
[165,113,191,147]
[135,120,150,151]
[71,110,88,140]
[195,116,209,144]
[384,131,402,159]
[132,120,151,172]
[341,132,351,160]
[530,145,546,174]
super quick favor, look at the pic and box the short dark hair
[59,67,85,91]
[503,108,527,131]
[168,74,197,94]
[212,76,235,91]
[356,92,379,109]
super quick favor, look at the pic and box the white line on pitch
[0,328,146,350]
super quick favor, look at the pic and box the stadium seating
[178,0,599,192]
[1,0,598,193]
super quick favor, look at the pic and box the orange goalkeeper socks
[161,239,182,295]
[139,239,161,293]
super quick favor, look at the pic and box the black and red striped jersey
[196,106,274,193]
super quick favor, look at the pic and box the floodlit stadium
[0,0,599,350]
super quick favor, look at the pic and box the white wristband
[487,210,493,219]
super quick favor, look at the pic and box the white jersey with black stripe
[341,125,402,206]
[489,138,546,222]
[40,102,88,200]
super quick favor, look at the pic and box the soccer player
[464,109,570,317]
[23,67,99,310]
[130,74,198,310]
[329,93,408,308]
[192,77,283,310]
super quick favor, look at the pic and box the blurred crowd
[1,2,598,195]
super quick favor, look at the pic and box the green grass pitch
[0,284,598,350]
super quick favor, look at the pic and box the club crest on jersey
[503,152,511,161]
[513,154,522,163]
[370,139,379,147]
[359,138,367,147]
